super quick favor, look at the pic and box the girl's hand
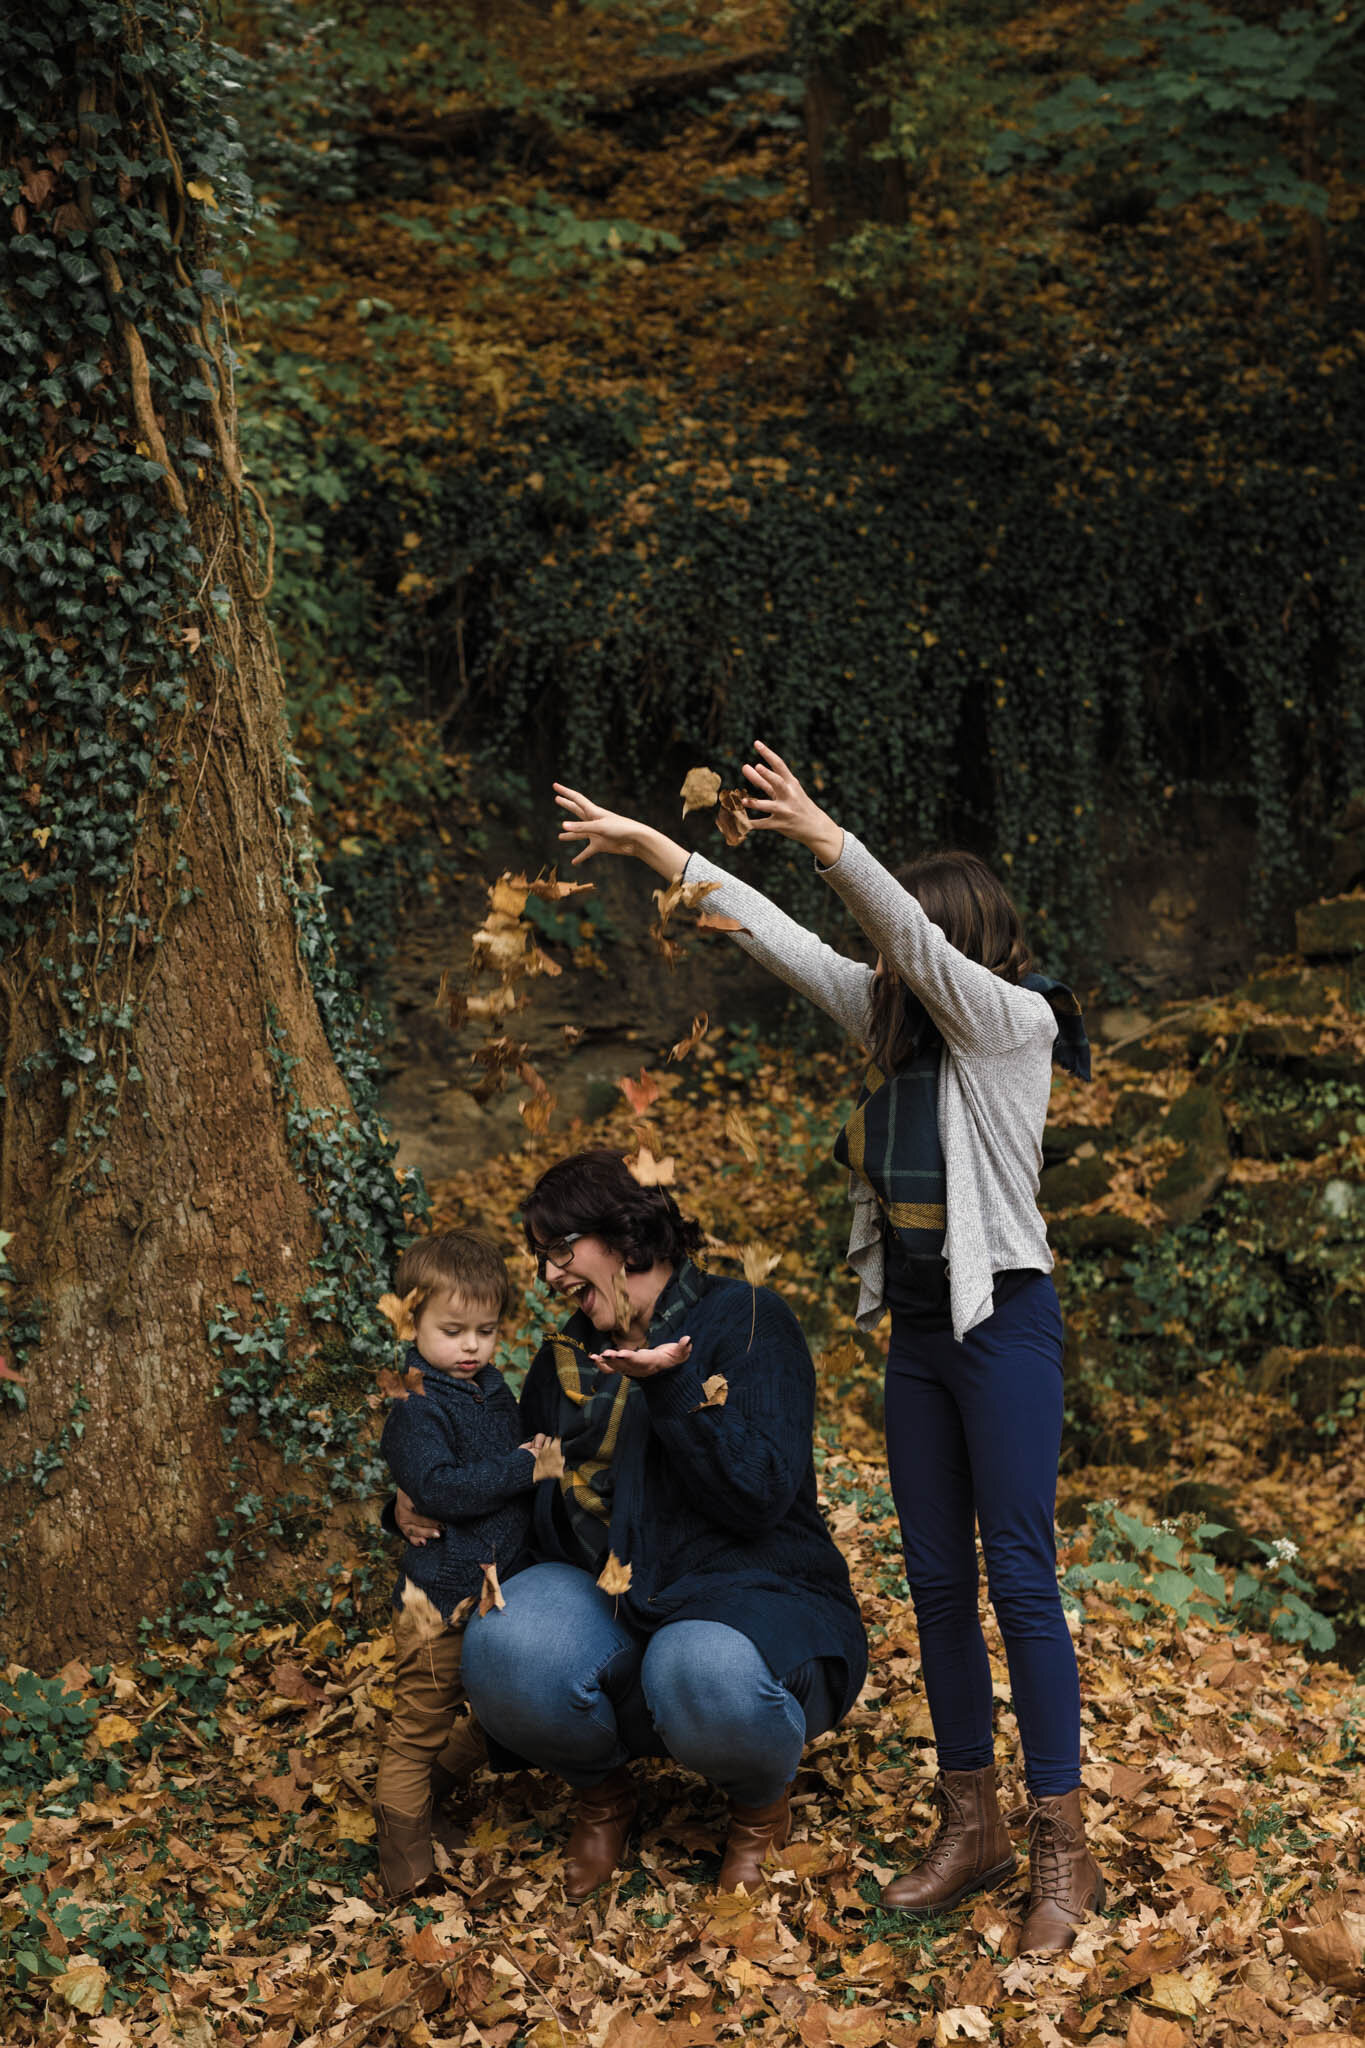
[396,1487,442,1545]
[554,784,689,880]
[520,1432,551,1455]
[741,742,843,866]
[592,1335,692,1379]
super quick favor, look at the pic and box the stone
[1150,1084,1230,1225]
[1296,894,1365,958]
[1049,1210,1149,1257]
[1039,1150,1115,1210]
[1254,1345,1365,1426]
[1110,1088,1164,1143]
[1041,1122,1110,1166]
[1236,1103,1340,1160]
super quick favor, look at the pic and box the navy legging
[884,1271,1081,1796]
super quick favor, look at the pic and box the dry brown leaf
[740,1242,782,1285]
[597,1551,633,1595]
[725,1107,760,1163]
[479,1561,506,1617]
[49,1963,109,2014]
[611,1267,634,1333]
[378,1363,425,1400]
[680,765,722,815]
[398,1579,447,1644]
[696,909,747,933]
[377,1288,420,1342]
[519,1087,556,1135]
[652,873,721,924]
[526,871,594,901]
[1126,2016,1186,2048]
[696,1374,728,1410]
[716,788,752,845]
[533,1437,566,1482]
[1282,1910,1365,1989]
[668,1012,710,1062]
[619,1067,662,1115]
[626,1144,676,1187]
[490,875,530,920]
[563,1023,584,1046]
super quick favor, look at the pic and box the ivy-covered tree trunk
[796,6,909,262]
[1,3,403,1661]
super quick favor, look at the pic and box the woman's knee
[642,1624,800,1764]
[462,1563,620,1709]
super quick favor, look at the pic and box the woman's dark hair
[867,849,1032,1075]
[522,1148,704,1273]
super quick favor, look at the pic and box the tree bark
[802,24,908,264]
[1,5,377,1663]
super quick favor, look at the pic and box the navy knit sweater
[519,1273,869,1718]
[379,1354,534,1619]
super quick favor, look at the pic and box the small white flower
[1270,1537,1299,1563]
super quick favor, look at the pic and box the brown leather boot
[880,1767,1015,1914]
[1018,1789,1105,1954]
[718,1789,791,1893]
[563,1767,636,1901]
[430,1714,487,1806]
[374,1802,438,1899]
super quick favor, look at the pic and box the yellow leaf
[1147,1971,1199,2019]
[334,1804,377,1842]
[741,1242,781,1286]
[186,178,217,208]
[680,765,722,816]
[94,1714,139,1747]
[597,1551,633,1596]
[725,1108,760,1165]
[50,1962,108,2013]
[479,1560,506,1617]
[626,1144,675,1188]
[32,826,51,848]
[377,1288,419,1342]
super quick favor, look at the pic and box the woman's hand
[554,784,689,880]
[741,742,843,866]
[395,1487,442,1545]
[592,1335,692,1379]
[520,1432,551,1456]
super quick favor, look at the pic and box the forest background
[2,0,1365,2043]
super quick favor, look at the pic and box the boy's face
[412,1288,501,1377]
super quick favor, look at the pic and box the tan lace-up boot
[880,1767,1015,1913]
[1018,1790,1105,1953]
[375,1802,439,1899]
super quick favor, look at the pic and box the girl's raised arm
[554,783,872,1041]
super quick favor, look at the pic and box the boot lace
[918,1778,965,1876]
[1026,1801,1078,1901]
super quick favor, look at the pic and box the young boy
[374,1230,538,1898]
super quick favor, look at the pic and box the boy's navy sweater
[519,1272,869,1719]
[380,1354,534,1619]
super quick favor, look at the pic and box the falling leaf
[680,765,722,815]
[715,789,752,845]
[610,1267,634,1332]
[725,1107,760,1164]
[652,874,722,924]
[50,1962,109,2013]
[533,1437,566,1482]
[597,1551,633,1595]
[619,1067,661,1115]
[378,1364,425,1400]
[377,1288,419,1342]
[490,875,530,920]
[186,177,217,207]
[479,1561,506,1616]
[668,1012,709,1062]
[696,1374,728,1409]
[399,1579,447,1644]
[563,1023,584,1046]
[741,1243,782,1285]
[526,871,594,901]
[519,1086,556,1135]
[696,909,746,933]
[626,1144,675,1187]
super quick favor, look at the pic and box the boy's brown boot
[562,1767,637,1901]
[880,1767,1015,1913]
[1018,1790,1105,1954]
[375,1802,439,1899]
[430,1714,488,1806]
[718,1789,791,1892]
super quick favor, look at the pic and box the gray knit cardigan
[684,832,1060,1342]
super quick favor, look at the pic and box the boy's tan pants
[375,1614,484,1817]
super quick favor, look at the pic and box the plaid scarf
[833,976,1090,1293]
[546,1259,709,1569]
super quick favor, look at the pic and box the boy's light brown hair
[393,1231,511,1318]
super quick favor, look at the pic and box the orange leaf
[715,789,752,845]
[619,1067,661,1115]
[377,1289,420,1342]
[479,1561,506,1617]
[378,1364,425,1400]
[696,909,746,933]
[741,1243,782,1286]
[597,1551,633,1595]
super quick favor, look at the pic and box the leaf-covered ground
[6,1018,1364,2047]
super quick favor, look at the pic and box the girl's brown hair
[866,850,1032,1075]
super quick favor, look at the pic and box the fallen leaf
[936,2009,992,2045]
[50,1962,109,2013]
[94,1714,140,1747]
[1147,1972,1199,2019]
[527,871,594,901]
[597,1551,633,1595]
[1282,1910,1365,1990]
[681,765,722,815]
[479,1561,506,1616]
[1126,2016,1186,2048]
[271,1660,327,1706]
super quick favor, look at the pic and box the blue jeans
[461,1562,841,1805]
[884,1272,1081,1797]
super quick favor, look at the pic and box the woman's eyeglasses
[534,1231,584,1277]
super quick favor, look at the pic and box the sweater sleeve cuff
[814,829,855,878]
[639,1362,709,1421]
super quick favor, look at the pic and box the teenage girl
[553,742,1103,1955]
